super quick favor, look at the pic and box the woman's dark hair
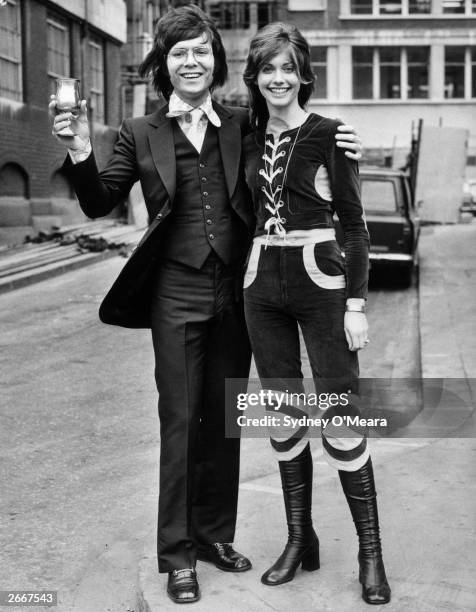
[138,4,227,100]
[243,22,315,130]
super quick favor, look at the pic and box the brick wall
[0,0,125,245]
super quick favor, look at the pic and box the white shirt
[166,91,221,153]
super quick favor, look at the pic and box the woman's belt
[253,228,337,247]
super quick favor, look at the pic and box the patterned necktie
[183,108,206,152]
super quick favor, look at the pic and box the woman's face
[256,48,301,111]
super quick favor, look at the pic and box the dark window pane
[445,47,465,98]
[47,14,71,95]
[0,0,22,101]
[311,47,327,99]
[380,47,400,98]
[379,1,402,14]
[380,66,400,97]
[210,2,251,29]
[352,48,373,98]
[380,47,400,63]
[408,47,429,98]
[472,45,476,91]
[409,0,431,13]
[353,67,373,98]
[353,47,373,63]
[257,2,273,28]
[89,35,105,122]
[241,2,250,28]
[442,0,465,13]
[350,0,373,14]
[445,46,465,63]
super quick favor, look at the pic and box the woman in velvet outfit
[242,23,391,605]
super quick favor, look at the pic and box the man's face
[166,34,215,105]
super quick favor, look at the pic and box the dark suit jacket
[62,101,255,328]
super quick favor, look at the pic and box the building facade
[209,0,476,169]
[0,0,127,245]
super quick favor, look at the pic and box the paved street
[0,233,474,611]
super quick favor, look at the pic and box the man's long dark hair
[243,22,315,130]
[138,4,228,101]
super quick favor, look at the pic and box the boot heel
[301,545,320,571]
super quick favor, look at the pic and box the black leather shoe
[197,543,252,572]
[167,568,200,604]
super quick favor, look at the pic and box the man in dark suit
[50,5,361,604]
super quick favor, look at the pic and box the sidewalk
[135,223,476,612]
[0,221,143,294]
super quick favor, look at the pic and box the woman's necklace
[259,121,304,243]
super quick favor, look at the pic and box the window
[445,47,465,98]
[209,2,250,29]
[409,0,431,12]
[352,47,429,99]
[350,0,431,14]
[380,48,400,98]
[379,1,402,14]
[472,48,476,98]
[47,14,71,95]
[0,0,22,101]
[442,0,465,13]
[89,34,105,123]
[352,47,373,99]
[350,0,373,13]
[407,47,429,98]
[311,47,327,99]
[257,2,275,28]
[361,180,397,214]
[287,0,326,9]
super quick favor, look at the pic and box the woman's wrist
[345,298,366,313]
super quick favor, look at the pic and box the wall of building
[212,0,475,168]
[0,0,126,245]
[52,0,127,43]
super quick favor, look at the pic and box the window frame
[0,0,23,102]
[347,0,475,15]
[310,46,328,100]
[46,13,71,95]
[352,46,430,101]
[208,1,252,30]
[88,33,106,124]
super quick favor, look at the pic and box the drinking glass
[55,78,81,136]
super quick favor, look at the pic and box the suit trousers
[150,252,251,572]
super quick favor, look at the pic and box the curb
[0,249,119,294]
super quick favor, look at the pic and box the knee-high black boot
[261,444,320,586]
[338,457,391,605]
